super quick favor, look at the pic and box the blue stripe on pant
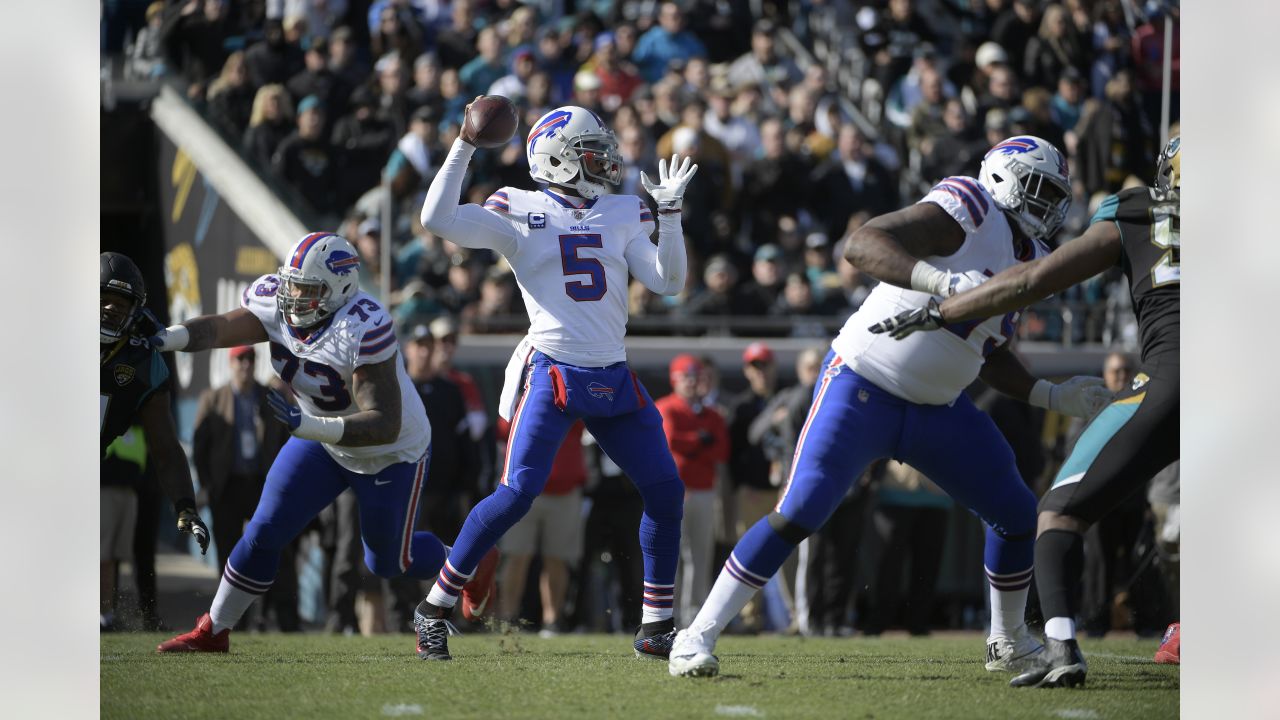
[225,437,446,591]
[736,351,1035,588]
[444,352,683,591]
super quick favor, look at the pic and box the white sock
[209,577,258,633]
[685,567,760,648]
[989,585,1030,638]
[426,582,460,609]
[642,582,675,624]
[1045,616,1076,641]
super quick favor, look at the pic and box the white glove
[147,324,190,352]
[910,262,989,298]
[1029,376,1113,418]
[641,154,699,212]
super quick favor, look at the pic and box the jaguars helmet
[1155,135,1180,193]
[526,106,623,200]
[979,135,1072,240]
[277,232,361,328]
[101,252,148,344]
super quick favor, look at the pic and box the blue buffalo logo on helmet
[587,382,615,401]
[325,250,360,276]
[527,109,573,156]
[987,137,1041,156]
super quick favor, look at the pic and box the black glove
[176,504,210,555]
[696,429,716,447]
[868,298,946,339]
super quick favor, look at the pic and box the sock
[685,562,763,647]
[642,582,675,624]
[1034,529,1085,639]
[209,575,262,633]
[1045,616,1076,641]
[426,559,471,609]
[986,566,1033,638]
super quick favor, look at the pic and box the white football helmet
[526,106,623,200]
[277,232,361,328]
[978,135,1072,240]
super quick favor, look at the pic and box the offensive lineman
[872,137,1181,688]
[150,233,484,653]
[669,136,1113,678]
[414,102,696,661]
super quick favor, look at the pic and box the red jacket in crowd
[655,394,729,492]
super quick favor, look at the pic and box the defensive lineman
[151,233,473,652]
[873,137,1181,687]
[670,136,1113,678]
[414,102,696,660]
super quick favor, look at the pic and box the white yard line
[1053,710,1100,719]
[715,705,765,717]
[381,703,424,716]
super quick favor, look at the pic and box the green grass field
[102,631,1178,719]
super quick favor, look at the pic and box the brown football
[463,95,519,148]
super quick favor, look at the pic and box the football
[463,95,519,149]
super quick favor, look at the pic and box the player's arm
[419,137,520,256]
[629,155,697,295]
[150,308,268,353]
[268,354,405,447]
[137,389,210,554]
[980,345,1113,418]
[842,202,967,292]
[940,221,1122,323]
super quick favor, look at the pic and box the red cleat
[156,613,230,653]
[461,547,499,622]
[1154,622,1180,664]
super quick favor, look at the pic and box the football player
[414,102,695,660]
[151,233,475,653]
[669,136,1113,678]
[872,136,1181,687]
[100,252,210,562]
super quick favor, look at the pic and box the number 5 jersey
[242,275,430,474]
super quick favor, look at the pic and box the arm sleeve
[917,176,990,235]
[420,138,520,257]
[624,211,686,296]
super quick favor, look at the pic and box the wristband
[159,325,190,351]
[295,413,346,444]
[909,261,948,296]
[1028,379,1054,410]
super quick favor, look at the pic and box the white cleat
[668,627,720,678]
[985,624,1044,673]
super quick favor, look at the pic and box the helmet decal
[987,137,1040,156]
[290,231,334,269]
[527,109,573,156]
[324,250,360,276]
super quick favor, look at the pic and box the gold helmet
[1155,136,1180,193]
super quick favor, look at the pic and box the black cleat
[1010,637,1088,688]
[414,605,457,661]
[634,619,677,660]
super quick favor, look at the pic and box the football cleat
[156,613,229,653]
[634,619,677,660]
[985,624,1045,672]
[461,547,500,623]
[668,627,720,678]
[414,609,458,661]
[1154,622,1180,664]
[1010,637,1087,688]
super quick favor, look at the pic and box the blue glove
[267,389,303,433]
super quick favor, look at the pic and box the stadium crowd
[112,0,1178,344]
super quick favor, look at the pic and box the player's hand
[266,389,303,433]
[1049,376,1114,418]
[146,323,189,352]
[458,95,484,146]
[868,298,945,339]
[176,507,210,555]
[943,270,989,297]
[641,153,699,212]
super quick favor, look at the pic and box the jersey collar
[543,188,598,209]
[286,313,335,345]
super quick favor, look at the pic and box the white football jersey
[480,187,655,366]
[831,176,1051,405]
[242,275,431,473]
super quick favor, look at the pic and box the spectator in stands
[488,46,538,103]
[245,17,305,88]
[1131,3,1179,126]
[978,64,1021,118]
[739,243,786,317]
[374,51,412,140]
[906,68,950,154]
[287,37,351,132]
[587,32,644,112]
[242,84,294,172]
[683,255,741,328]
[126,1,169,80]
[771,272,828,338]
[879,0,938,86]
[407,52,444,116]
[193,345,298,632]
[657,354,729,624]
[1051,66,1087,138]
[726,19,801,92]
[1088,0,1131,99]
[991,0,1040,74]
[739,117,811,247]
[1075,69,1154,196]
[328,25,370,90]
[920,98,987,182]
[331,86,397,209]
[206,51,255,142]
[809,124,897,240]
[273,95,339,216]
[632,1,708,83]
[703,78,760,186]
[371,1,426,64]
[160,0,234,88]
[460,27,507,98]
[865,461,950,636]
[429,315,490,453]
[1019,86,1066,152]
[887,44,956,131]
[101,427,145,631]
[1024,3,1088,91]
[464,266,525,333]
[277,0,347,39]
[499,420,587,636]
[436,0,480,70]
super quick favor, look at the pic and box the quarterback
[414,101,696,660]
[670,136,1113,678]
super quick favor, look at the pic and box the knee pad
[767,511,813,545]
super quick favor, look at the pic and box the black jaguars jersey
[1090,186,1180,361]
[100,337,170,456]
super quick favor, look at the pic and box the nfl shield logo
[114,364,136,386]
[572,210,588,220]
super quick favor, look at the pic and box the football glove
[641,154,699,212]
[176,506,210,555]
[1029,376,1113,418]
[266,389,303,432]
[868,298,946,339]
